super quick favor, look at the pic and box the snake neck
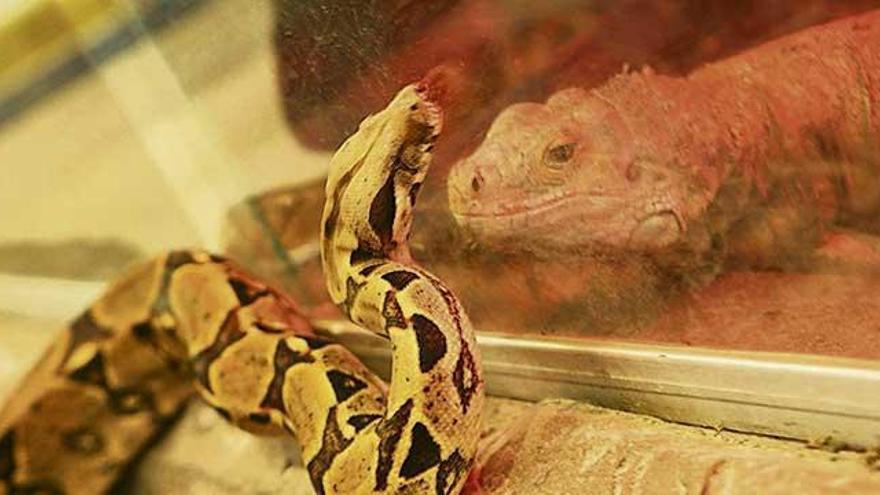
[320,83,484,493]
[321,84,440,305]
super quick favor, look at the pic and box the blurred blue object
[0,0,209,127]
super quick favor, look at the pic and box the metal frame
[322,320,880,449]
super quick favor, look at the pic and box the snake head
[322,83,443,294]
[448,88,707,254]
[326,84,441,197]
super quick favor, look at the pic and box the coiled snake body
[0,84,483,495]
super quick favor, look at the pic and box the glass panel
[235,1,880,362]
[2,1,879,368]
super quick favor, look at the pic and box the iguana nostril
[471,173,484,192]
[625,162,642,182]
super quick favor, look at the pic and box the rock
[470,400,880,494]
[121,402,311,495]
[127,398,880,494]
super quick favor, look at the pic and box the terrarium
[1,1,879,494]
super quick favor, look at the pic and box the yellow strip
[0,0,133,101]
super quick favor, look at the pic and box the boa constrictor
[0,84,484,495]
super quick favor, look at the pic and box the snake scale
[0,84,484,495]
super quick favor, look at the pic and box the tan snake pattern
[0,83,483,495]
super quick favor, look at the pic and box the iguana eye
[544,143,575,166]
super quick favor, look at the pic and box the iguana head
[448,88,708,254]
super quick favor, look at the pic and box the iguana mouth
[450,190,611,219]
[629,210,684,250]
[450,183,687,250]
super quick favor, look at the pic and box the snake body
[0,84,482,495]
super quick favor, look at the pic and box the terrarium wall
[1,0,880,361]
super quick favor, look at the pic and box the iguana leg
[812,230,880,272]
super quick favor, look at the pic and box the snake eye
[544,143,575,166]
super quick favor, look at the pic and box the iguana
[448,11,880,272]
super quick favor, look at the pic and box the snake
[0,83,484,495]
